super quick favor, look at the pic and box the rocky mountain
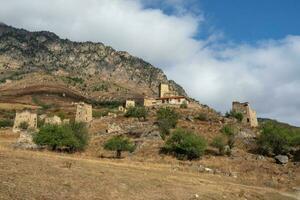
[0,23,187,103]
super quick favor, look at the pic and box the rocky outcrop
[0,23,187,101]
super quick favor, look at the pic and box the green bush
[226,110,243,122]
[195,113,209,121]
[19,121,29,130]
[0,119,13,128]
[125,106,148,120]
[33,122,89,152]
[157,107,179,137]
[180,101,188,109]
[221,124,237,149]
[104,135,135,158]
[257,121,300,155]
[211,136,226,155]
[162,129,207,160]
[92,110,109,118]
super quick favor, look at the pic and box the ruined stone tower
[75,102,92,123]
[159,83,169,98]
[13,110,37,133]
[232,102,258,127]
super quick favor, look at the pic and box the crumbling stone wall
[13,110,37,133]
[45,115,62,125]
[232,102,258,127]
[75,102,92,123]
[125,100,135,108]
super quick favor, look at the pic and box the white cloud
[0,0,300,125]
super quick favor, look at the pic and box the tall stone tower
[159,83,169,98]
[232,101,258,127]
[75,102,92,123]
[13,110,37,133]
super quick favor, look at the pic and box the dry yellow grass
[0,136,299,200]
[0,102,40,110]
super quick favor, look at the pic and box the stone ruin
[232,101,258,127]
[44,115,62,125]
[13,110,37,133]
[75,102,93,123]
[125,100,135,108]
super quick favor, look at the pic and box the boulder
[274,155,288,164]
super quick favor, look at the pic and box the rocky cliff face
[0,23,187,101]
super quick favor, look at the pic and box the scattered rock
[186,116,194,122]
[141,130,161,140]
[204,167,213,173]
[229,172,238,178]
[13,131,39,149]
[106,123,122,134]
[274,155,288,164]
[256,155,265,160]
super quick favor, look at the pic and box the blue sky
[145,0,300,43]
[1,0,300,126]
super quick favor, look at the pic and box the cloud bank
[0,0,299,125]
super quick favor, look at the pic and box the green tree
[162,129,207,160]
[156,107,179,137]
[33,122,89,152]
[104,135,135,158]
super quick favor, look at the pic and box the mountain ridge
[0,23,187,103]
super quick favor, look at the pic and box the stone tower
[159,83,169,98]
[75,102,92,123]
[232,101,258,127]
[13,110,37,133]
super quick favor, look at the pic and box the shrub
[226,110,243,122]
[0,119,13,128]
[125,106,148,120]
[104,135,135,158]
[157,107,179,137]
[32,96,53,110]
[19,121,29,130]
[162,129,207,160]
[221,124,237,149]
[180,101,188,109]
[92,110,109,118]
[195,113,209,121]
[33,122,89,152]
[256,121,299,155]
[211,136,226,155]
[57,112,66,120]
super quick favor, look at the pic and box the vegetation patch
[156,107,179,138]
[0,119,14,128]
[33,122,89,152]
[257,121,300,156]
[125,106,148,120]
[162,128,207,160]
[103,135,135,158]
[226,110,243,122]
[32,96,55,110]
[195,113,209,121]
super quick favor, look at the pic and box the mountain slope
[0,23,187,103]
